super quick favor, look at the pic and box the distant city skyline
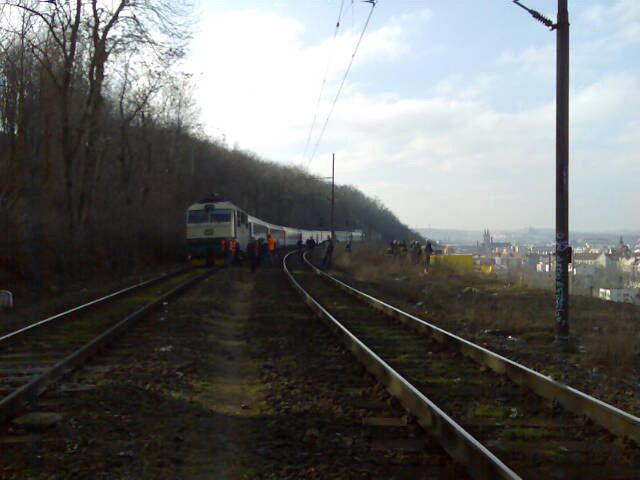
[185,1,640,231]
[416,226,640,235]
[416,226,640,247]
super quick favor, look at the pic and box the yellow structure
[432,254,475,271]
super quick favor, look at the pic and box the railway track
[284,251,640,479]
[0,267,213,425]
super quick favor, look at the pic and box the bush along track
[291,257,639,479]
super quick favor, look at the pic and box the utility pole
[555,0,571,342]
[513,0,571,342]
[331,153,335,241]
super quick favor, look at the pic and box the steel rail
[0,268,213,425]
[304,254,640,445]
[0,267,190,347]
[284,252,520,480]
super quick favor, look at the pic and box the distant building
[620,256,640,274]
[598,287,640,305]
[481,229,511,254]
[524,252,541,267]
[537,256,555,273]
[482,229,492,253]
[573,251,606,268]
[494,253,523,269]
[616,236,633,259]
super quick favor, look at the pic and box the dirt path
[178,271,266,478]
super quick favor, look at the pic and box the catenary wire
[307,0,377,169]
[301,0,347,162]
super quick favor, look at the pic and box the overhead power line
[307,0,378,169]
[302,0,347,161]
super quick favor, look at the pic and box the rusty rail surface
[304,254,640,445]
[0,268,212,425]
[284,251,520,480]
[0,267,190,347]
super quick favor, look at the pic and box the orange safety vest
[267,236,276,251]
[229,239,237,254]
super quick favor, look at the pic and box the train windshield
[187,210,209,224]
[212,210,232,223]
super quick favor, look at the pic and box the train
[186,198,363,264]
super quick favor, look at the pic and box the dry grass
[332,243,640,376]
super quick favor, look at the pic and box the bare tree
[1,1,417,287]
[3,0,191,227]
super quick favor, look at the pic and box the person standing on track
[247,237,259,272]
[424,240,434,273]
[297,235,304,261]
[258,238,267,266]
[230,238,238,265]
[267,233,276,266]
[386,241,394,255]
[321,235,334,269]
[220,239,230,267]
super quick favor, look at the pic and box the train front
[186,202,234,265]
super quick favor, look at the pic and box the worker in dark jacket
[321,236,334,269]
[259,238,269,266]
[247,237,259,272]
[424,240,434,273]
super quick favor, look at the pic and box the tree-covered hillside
[0,1,417,282]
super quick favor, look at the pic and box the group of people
[295,234,334,269]
[296,236,318,261]
[387,239,409,257]
[387,239,434,271]
[221,233,345,273]
[222,233,278,272]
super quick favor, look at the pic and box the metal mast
[513,0,571,342]
[331,153,335,241]
[554,0,571,342]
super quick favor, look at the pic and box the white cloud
[304,71,640,229]
[184,7,412,157]
[573,73,640,125]
[584,0,640,25]
[183,4,639,231]
[432,74,497,101]
[497,44,555,78]
[611,0,640,20]
[581,0,640,49]
[583,5,606,25]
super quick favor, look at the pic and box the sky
[183,0,640,231]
